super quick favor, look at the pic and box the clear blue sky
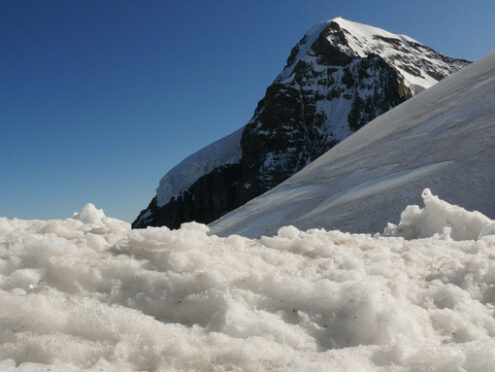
[1,0,493,222]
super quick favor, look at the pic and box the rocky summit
[133,17,469,229]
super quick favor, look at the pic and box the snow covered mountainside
[2,194,495,370]
[210,51,495,238]
[133,17,469,229]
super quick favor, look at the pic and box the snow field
[1,192,495,371]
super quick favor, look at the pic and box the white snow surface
[154,127,243,208]
[210,51,495,239]
[2,194,495,371]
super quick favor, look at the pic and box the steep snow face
[210,51,495,238]
[2,194,495,371]
[134,18,469,230]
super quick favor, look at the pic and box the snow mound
[1,195,495,371]
[72,203,106,224]
[384,188,495,240]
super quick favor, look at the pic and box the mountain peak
[280,18,468,92]
[133,19,470,230]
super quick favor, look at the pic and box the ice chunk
[384,188,494,240]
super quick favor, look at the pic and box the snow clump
[384,188,495,240]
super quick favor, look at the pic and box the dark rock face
[133,19,470,229]
[311,23,352,66]
[134,163,263,229]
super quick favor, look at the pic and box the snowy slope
[134,17,468,229]
[2,196,495,370]
[210,51,495,238]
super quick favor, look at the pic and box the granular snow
[0,190,494,371]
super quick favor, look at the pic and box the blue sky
[1,0,494,222]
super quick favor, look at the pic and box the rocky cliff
[133,17,469,229]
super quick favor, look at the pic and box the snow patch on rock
[156,127,243,207]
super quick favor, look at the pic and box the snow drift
[1,191,495,371]
[210,51,495,238]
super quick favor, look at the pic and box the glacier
[1,191,495,371]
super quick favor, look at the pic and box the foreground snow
[1,191,495,371]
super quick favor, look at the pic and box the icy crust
[155,127,243,208]
[1,195,495,371]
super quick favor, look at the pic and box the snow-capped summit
[133,18,469,229]
[279,17,466,92]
